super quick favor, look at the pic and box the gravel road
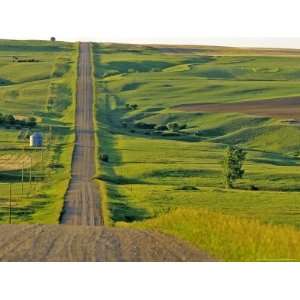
[0,225,213,262]
[60,43,102,225]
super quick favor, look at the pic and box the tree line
[0,113,37,128]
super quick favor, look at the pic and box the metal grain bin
[30,132,43,147]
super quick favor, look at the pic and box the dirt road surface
[0,225,213,262]
[60,43,102,225]
[175,97,300,121]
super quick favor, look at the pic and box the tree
[27,117,37,128]
[223,146,246,189]
[50,37,56,42]
[100,153,109,162]
[125,104,138,110]
[5,114,15,125]
[167,122,179,132]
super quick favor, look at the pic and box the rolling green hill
[93,43,300,261]
[2,39,300,260]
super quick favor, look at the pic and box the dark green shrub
[250,185,259,191]
[121,121,128,128]
[153,130,162,135]
[167,122,179,131]
[100,153,109,162]
[48,163,64,169]
[27,117,37,128]
[18,119,26,127]
[125,103,138,110]
[178,185,199,191]
[135,122,156,129]
[155,125,168,131]
[5,114,16,125]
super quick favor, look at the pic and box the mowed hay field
[93,43,300,261]
[0,40,77,223]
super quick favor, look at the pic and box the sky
[1,0,300,48]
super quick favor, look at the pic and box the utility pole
[48,125,52,146]
[29,154,32,192]
[21,162,24,196]
[9,183,12,224]
[47,127,51,180]
[41,149,44,180]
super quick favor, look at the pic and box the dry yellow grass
[0,153,39,171]
[98,180,112,226]
[119,208,300,261]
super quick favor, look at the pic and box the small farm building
[30,132,43,147]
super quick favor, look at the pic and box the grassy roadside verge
[57,42,80,223]
[91,43,112,225]
[119,208,300,261]
[92,42,300,261]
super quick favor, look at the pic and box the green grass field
[93,43,300,260]
[2,39,300,260]
[0,40,77,223]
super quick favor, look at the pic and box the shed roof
[30,132,42,137]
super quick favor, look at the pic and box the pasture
[93,43,300,260]
[0,40,77,223]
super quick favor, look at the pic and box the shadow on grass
[0,194,52,223]
[96,87,150,222]
[97,173,145,185]
[108,184,150,222]
[0,171,44,182]
[146,168,220,178]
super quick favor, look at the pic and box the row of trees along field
[0,114,37,128]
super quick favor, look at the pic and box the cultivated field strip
[60,43,101,225]
[0,225,213,261]
[175,97,300,121]
[0,153,33,171]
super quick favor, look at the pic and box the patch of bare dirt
[0,153,33,171]
[175,97,300,121]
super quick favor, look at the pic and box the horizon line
[2,37,300,50]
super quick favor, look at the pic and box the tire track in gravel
[0,225,214,262]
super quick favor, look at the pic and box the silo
[30,132,43,147]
